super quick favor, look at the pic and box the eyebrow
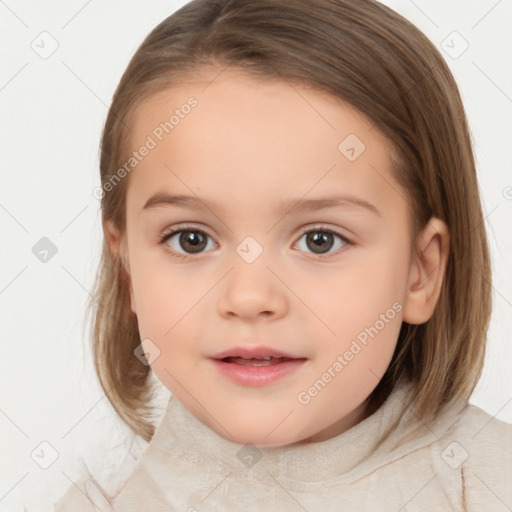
[142,192,382,218]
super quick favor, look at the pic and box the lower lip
[210,358,306,386]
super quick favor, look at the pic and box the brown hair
[86,0,491,442]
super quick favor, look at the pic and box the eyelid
[159,223,217,242]
[300,223,352,243]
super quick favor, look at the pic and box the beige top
[54,380,512,511]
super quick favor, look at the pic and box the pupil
[180,231,206,253]
[307,232,333,254]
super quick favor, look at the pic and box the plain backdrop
[1,0,511,510]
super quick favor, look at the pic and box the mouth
[220,355,299,366]
[210,346,303,361]
[209,346,307,386]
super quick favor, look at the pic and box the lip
[209,345,307,386]
[210,346,300,360]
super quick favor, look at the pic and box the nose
[217,255,288,322]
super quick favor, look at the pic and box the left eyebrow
[275,195,382,218]
[141,192,382,218]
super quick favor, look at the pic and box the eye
[159,227,216,257]
[294,227,351,257]
[159,225,352,260]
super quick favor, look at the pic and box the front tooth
[252,359,275,366]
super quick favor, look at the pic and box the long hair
[86,0,491,441]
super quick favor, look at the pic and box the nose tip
[217,259,287,321]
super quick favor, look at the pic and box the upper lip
[210,346,304,360]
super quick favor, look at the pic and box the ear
[402,217,450,325]
[103,219,137,315]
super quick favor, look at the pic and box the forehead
[130,67,380,146]
[125,68,400,215]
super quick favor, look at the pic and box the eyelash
[158,224,353,261]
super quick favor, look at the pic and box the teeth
[236,356,276,361]
[243,360,275,366]
[224,356,289,366]
[238,356,273,360]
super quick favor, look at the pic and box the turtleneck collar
[119,379,463,486]
[111,378,469,512]
[161,387,401,483]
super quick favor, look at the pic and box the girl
[55,0,512,510]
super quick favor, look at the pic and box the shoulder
[453,402,512,445]
[446,403,512,467]
[53,381,168,510]
[54,478,114,512]
[436,403,512,510]
[52,427,149,511]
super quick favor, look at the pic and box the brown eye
[161,229,216,255]
[178,231,208,253]
[295,228,349,256]
[305,231,334,254]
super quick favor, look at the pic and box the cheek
[128,248,195,339]
[129,258,218,381]
[306,245,407,391]
[310,245,407,333]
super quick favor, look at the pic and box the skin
[105,66,449,446]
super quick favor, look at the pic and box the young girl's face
[115,67,428,446]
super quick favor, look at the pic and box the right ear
[103,219,136,314]
[103,218,121,259]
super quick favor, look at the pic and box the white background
[1,0,511,509]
